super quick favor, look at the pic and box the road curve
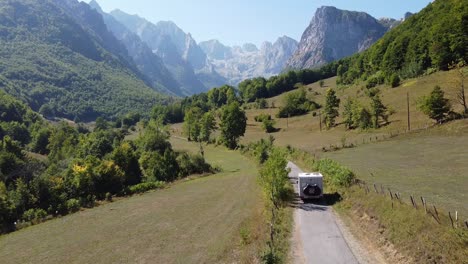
[288,162,359,264]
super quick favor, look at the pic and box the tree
[220,102,247,149]
[369,94,389,128]
[199,111,216,142]
[452,63,467,115]
[138,120,171,153]
[323,89,340,129]
[183,107,203,141]
[110,141,142,186]
[418,86,451,123]
[94,117,108,131]
[342,98,354,129]
[351,103,372,130]
[139,149,179,182]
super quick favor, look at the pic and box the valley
[0,0,467,263]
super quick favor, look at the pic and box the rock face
[200,36,298,85]
[89,0,183,96]
[286,6,389,70]
[110,10,220,94]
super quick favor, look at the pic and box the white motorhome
[297,172,324,200]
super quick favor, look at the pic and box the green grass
[0,138,266,264]
[335,185,468,264]
[324,120,468,218]
[242,70,464,153]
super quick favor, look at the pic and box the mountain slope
[110,10,218,94]
[200,37,298,85]
[0,0,167,121]
[286,6,389,70]
[88,0,183,96]
[337,0,467,84]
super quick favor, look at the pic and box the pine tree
[418,86,451,123]
[323,89,340,129]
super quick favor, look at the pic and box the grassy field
[0,138,266,264]
[240,70,464,153]
[325,120,468,218]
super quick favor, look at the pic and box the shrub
[22,208,47,223]
[254,114,272,123]
[127,182,165,195]
[262,119,277,133]
[255,98,268,109]
[177,153,213,177]
[313,159,355,188]
[66,199,81,213]
[390,73,401,88]
[366,73,385,88]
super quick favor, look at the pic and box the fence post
[455,211,458,228]
[421,197,427,214]
[373,183,378,193]
[449,212,455,228]
[433,205,439,220]
[410,195,417,209]
[389,189,393,200]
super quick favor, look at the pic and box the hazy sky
[90,0,432,47]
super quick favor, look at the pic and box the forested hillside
[337,0,467,85]
[0,0,169,121]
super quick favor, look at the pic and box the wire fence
[318,123,434,153]
[355,179,468,230]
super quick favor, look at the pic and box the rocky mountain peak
[286,6,388,70]
[242,43,259,53]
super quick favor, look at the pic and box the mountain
[286,6,389,70]
[199,40,233,60]
[200,36,298,85]
[110,10,225,94]
[88,0,183,96]
[0,0,167,121]
[336,0,467,85]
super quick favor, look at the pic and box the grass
[0,138,266,264]
[335,185,468,264]
[241,70,465,153]
[324,119,468,218]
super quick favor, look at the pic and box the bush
[22,208,47,223]
[390,74,401,88]
[66,199,81,213]
[313,159,355,188]
[365,73,385,89]
[177,153,212,177]
[262,119,277,133]
[254,114,272,123]
[127,182,165,195]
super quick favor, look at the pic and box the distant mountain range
[0,0,418,121]
[103,6,299,88]
[200,37,298,85]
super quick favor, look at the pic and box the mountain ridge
[286,6,391,70]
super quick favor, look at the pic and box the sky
[90,0,432,47]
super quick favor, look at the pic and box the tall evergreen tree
[324,89,340,129]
